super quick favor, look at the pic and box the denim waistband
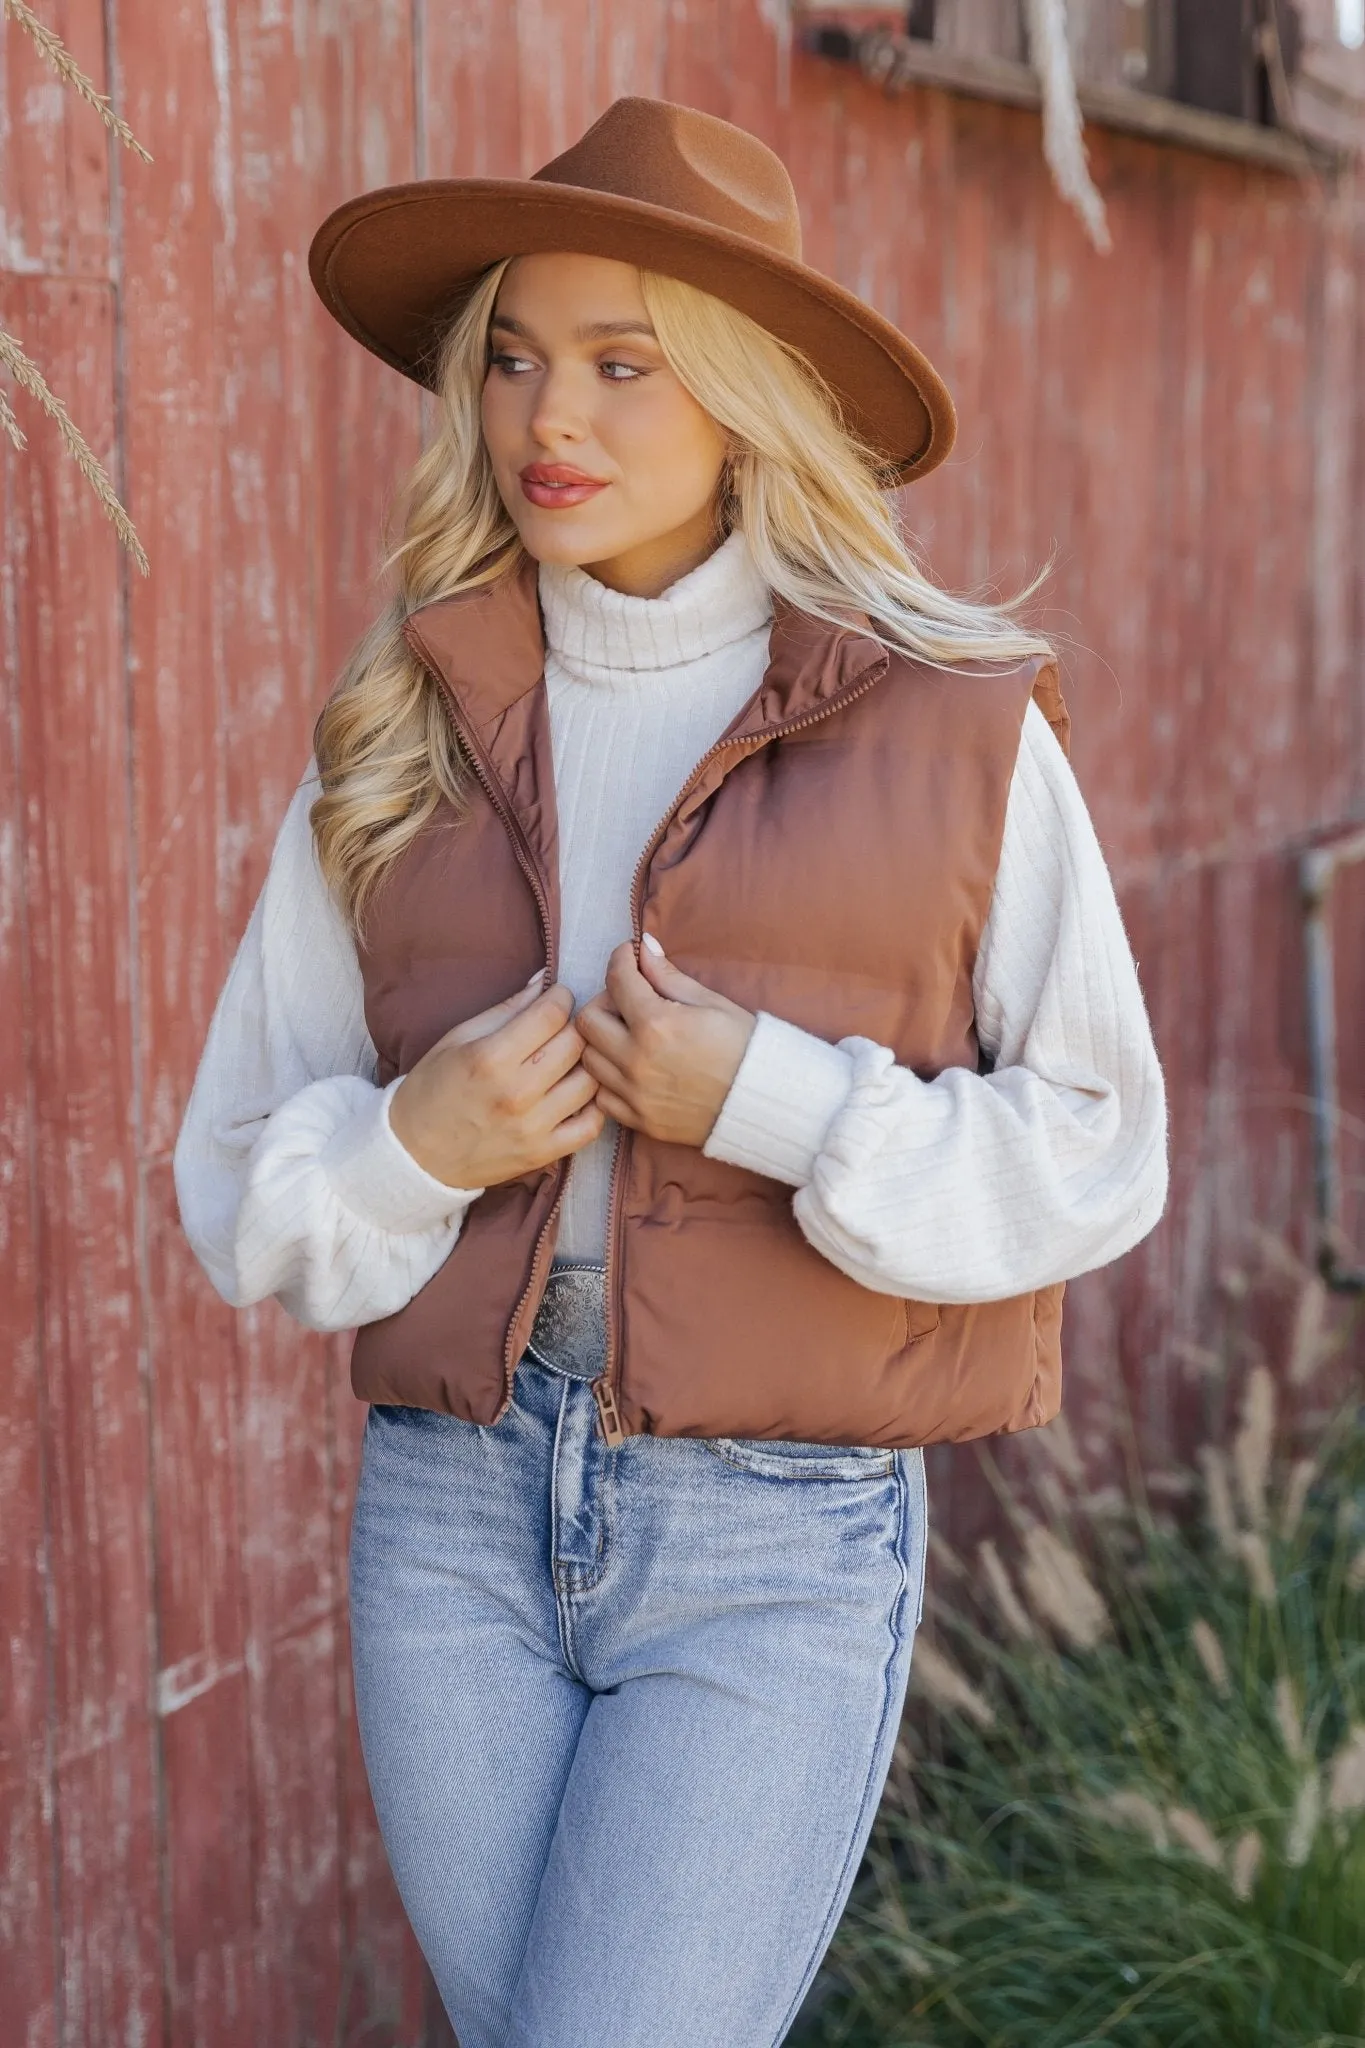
[523,1262,607,1380]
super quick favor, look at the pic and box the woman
[175,96,1167,2048]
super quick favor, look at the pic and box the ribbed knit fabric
[539,531,774,1257]
[173,534,1168,1332]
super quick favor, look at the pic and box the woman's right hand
[387,976,605,1190]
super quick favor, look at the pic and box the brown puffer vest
[350,556,1072,1449]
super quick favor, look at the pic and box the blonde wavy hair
[312,259,1053,935]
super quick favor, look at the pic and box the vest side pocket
[901,1298,942,1346]
[1000,1281,1066,1433]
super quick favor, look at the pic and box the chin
[513,517,621,569]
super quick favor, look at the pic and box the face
[480,252,729,598]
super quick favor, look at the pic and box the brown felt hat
[308,96,956,486]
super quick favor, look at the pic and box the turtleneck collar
[538,528,773,683]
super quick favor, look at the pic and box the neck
[577,506,726,598]
[538,527,774,678]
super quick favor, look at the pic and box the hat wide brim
[308,179,956,486]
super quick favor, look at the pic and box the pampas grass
[797,1296,1365,2048]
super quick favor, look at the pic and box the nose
[526,360,590,451]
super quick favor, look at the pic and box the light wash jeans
[349,1268,928,2048]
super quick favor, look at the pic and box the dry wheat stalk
[1229,1828,1263,1900]
[1232,1363,1276,1529]
[1190,1617,1230,1696]
[2,2,150,571]
[978,1540,1038,1643]
[0,379,25,451]
[911,1641,995,1730]
[1327,1726,1365,1819]
[2,0,151,161]
[1285,1771,1322,1867]
[0,328,149,573]
[1166,1805,1224,1870]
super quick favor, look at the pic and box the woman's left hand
[577,937,756,1148]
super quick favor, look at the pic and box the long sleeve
[702,698,1168,1301]
[172,760,482,1332]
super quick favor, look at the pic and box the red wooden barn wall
[2,3,1362,2042]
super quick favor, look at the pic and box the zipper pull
[591,1374,626,1448]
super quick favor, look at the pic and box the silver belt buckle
[525,1262,608,1380]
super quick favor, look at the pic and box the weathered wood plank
[310,6,432,2039]
[0,293,60,2048]
[517,0,600,166]
[0,0,111,279]
[113,1,259,2038]
[423,0,523,180]
[209,2,354,2036]
[5,268,164,2048]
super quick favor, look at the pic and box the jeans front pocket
[703,1435,897,1482]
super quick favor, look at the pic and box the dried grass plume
[1022,1524,1111,1650]
[912,1640,995,1730]
[1190,1617,1230,1696]
[1232,1363,1276,1529]
[978,1540,1038,1643]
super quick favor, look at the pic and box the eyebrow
[489,313,659,344]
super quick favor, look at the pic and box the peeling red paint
[2,5,1362,2043]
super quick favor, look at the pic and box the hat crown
[532,97,803,261]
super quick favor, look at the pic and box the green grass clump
[800,1299,1365,2048]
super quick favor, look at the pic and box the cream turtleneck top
[173,533,1167,1331]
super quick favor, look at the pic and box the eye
[599,358,647,383]
[489,350,536,376]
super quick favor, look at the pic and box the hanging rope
[1024,0,1112,252]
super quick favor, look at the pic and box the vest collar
[402,551,889,749]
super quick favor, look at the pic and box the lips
[519,462,609,509]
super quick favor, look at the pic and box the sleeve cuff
[322,1075,485,1234]
[703,1012,856,1187]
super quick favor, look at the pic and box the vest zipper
[404,622,564,1425]
[593,649,889,1443]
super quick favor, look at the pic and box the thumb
[638,932,714,1007]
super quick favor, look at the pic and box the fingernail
[641,932,664,957]
[525,969,544,987]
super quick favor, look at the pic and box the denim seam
[701,1440,897,1481]
[770,1447,919,2045]
[563,1416,614,1596]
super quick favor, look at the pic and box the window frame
[796,2,1362,171]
